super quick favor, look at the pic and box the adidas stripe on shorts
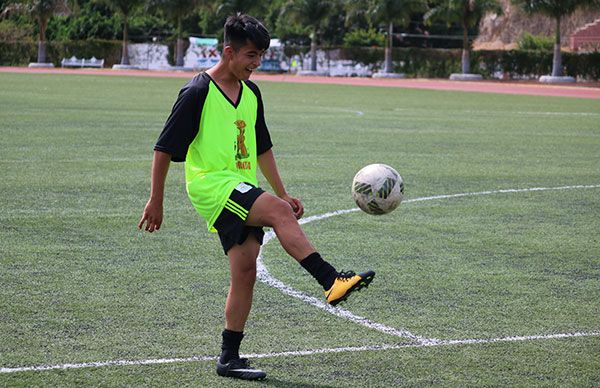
[213,182,265,254]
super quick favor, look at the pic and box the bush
[339,46,384,66]
[0,40,122,66]
[1,40,599,80]
[0,19,33,42]
[563,51,600,80]
[343,28,385,48]
[474,50,600,80]
[394,48,461,77]
[344,47,599,79]
[517,32,554,51]
[0,41,37,65]
[47,40,122,67]
[474,49,553,78]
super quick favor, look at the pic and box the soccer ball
[352,164,404,215]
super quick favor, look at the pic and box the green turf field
[1,72,599,386]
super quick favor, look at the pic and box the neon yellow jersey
[154,73,272,231]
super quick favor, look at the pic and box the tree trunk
[461,21,470,74]
[120,15,130,65]
[176,16,184,67]
[383,21,393,73]
[552,16,562,77]
[461,49,470,74]
[37,17,47,63]
[309,31,317,71]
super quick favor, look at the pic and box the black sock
[219,329,244,364]
[300,252,338,290]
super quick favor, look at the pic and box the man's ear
[223,45,234,57]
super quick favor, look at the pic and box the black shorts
[213,182,265,255]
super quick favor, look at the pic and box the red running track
[2,66,600,100]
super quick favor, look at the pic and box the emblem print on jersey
[234,119,251,170]
[235,120,249,160]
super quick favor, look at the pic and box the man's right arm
[138,150,172,232]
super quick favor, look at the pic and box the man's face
[226,40,265,80]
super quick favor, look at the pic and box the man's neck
[206,61,240,89]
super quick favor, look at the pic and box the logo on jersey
[235,119,251,170]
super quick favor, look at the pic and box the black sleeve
[245,80,273,155]
[154,75,209,162]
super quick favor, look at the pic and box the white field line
[2,184,599,375]
[513,111,600,117]
[393,107,600,117]
[258,184,600,342]
[402,184,600,204]
[257,229,432,343]
[3,207,192,217]
[2,330,598,374]
[0,157,152,163]
[471,110,600,117]
[311,106,365,116]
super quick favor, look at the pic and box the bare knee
[231,264,256,287]
[228,241,259,288]
[247,193,297,228]
[265,197,296,227]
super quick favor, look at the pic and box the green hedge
[473,50,600,80]
[392,48,462,78]
[473,50,554,78]
[0,39,121,67]
[563,52,600,80]
[0,40,37,66]
[284,45,599,80]
[2,40,599,80]
[283,46,462,77]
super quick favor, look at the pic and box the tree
[200,0,267,46]
[101,0,144,66]
[367,0,427,74]
[2,0,71,64]
[280,0,335,72]
[148,0,201,67]
[213,0,266,17]
[511,0,600,77]
[426,0,502,75]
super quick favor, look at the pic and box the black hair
[223,13,270,51]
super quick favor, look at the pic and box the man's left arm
[258,149,304,219]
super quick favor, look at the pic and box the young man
[138,14,375,381]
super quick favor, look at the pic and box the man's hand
[281,194,304,219]
[139,150,171,233]
[138,199,163,232]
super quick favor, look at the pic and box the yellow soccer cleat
[325,270,375,306]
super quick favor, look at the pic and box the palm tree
[512,0,600,79]
[280,0,335,72]
[148,0,202,67]
[102,0,144,67]
[367,0,427,75]
[2,0,71,65]
[213,0,266,17]
[426,0,502,76]
[198,1,268,45]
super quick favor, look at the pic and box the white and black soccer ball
[352,164,404,215]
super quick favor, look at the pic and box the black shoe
[216,358,267,381]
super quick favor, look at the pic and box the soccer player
[138,13,375,381]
